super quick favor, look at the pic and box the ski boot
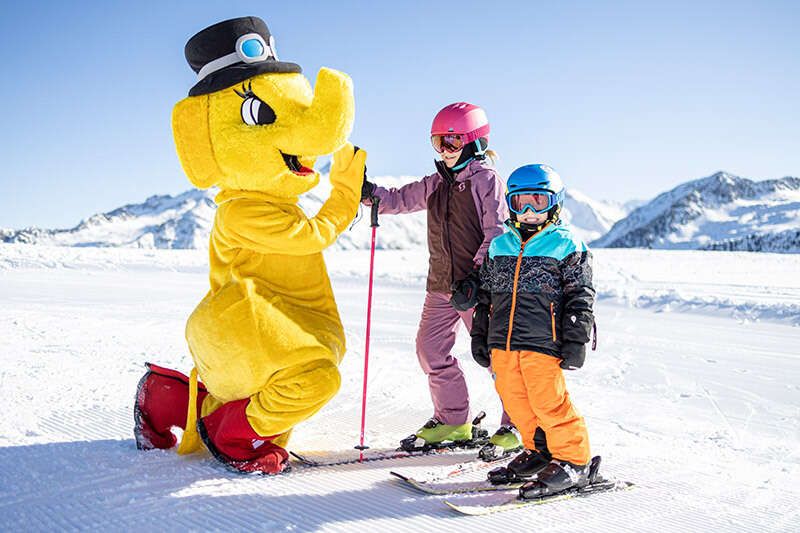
[488,448,552,485]
[478,425,523,461]
[518,456,601,499]
[134,362,208,450]
[399,412,489,452]
[197,398,289,475]
[416,418,472,443]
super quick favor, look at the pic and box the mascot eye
[234,83,277,126]
[241,96,277,126]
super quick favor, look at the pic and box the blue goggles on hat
[196,33,278,82]
[506,189,563,215]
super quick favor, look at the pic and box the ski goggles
[506,190,562,214]
[197,33,277,82]
[431,134,465,153]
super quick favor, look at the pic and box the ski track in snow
[1,243,798,531]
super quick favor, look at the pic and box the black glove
[559,342,586,370]
[361,178,376,201]
[450,270,480,311]
[471,335,491,368]
[470,299,491,367]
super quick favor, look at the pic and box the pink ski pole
[355,192,379,462]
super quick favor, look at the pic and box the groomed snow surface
[1,244,798,531]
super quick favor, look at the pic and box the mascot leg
[134,363,208,451]
[197,359,341,474]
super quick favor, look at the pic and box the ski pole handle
[370,195,380,228]
[353,143,379,228]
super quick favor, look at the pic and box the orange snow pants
[491,349,590,465]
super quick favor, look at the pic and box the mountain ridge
[1,176,626,250]
[7,170,797,253]
[592,171,800,253]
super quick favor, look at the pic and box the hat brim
[188,59,302,97]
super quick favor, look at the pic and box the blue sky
[1,0,798,228]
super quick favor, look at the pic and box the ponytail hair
[484,149,499,164]
[475,137,498,165]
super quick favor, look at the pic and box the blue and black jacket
[474,221,595,357]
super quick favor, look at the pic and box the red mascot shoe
[134,362,207,450]
[197,398,289,475]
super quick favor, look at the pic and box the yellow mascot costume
[133,16,366,474]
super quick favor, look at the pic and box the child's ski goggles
[431,134,465,153]
[506,190,563,214]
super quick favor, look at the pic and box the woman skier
[362,102,520,453]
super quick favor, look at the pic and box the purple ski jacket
[366,159,508,293]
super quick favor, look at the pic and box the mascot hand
[330,142,368,198]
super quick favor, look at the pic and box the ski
[292,412,494,468]
[290,448,417,467]
[389,453,510,488]
[289,442,482,469]
[391,469,523,495]
[443,478,635,515]
[389,451,523,494]
[200,449,426,477]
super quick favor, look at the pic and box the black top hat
[185,16,302,97]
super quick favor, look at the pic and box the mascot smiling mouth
[281,152,314,176]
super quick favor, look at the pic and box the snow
[1,242,799,531]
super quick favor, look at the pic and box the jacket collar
[505,219,556,245]
[435,158,493,184]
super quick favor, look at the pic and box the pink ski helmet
[430,102,490,144]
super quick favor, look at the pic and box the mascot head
[172,16,355,197]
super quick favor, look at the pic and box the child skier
[471,164,596,497]
[361,102,521,453]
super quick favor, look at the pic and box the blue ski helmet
[505,164,566,217]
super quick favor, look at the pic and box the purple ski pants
[416,291,513,427]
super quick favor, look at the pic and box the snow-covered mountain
[561,190,628,242]
[592,172,800,253]
[1,176,625,250]
[0,189,217,249]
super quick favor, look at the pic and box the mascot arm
[283,143,366,252]
[217,201,349,255]
[218,145,367,255]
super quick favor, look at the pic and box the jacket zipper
[550,302,557,342]
[444,181,455,286]
[505,236,530,351]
